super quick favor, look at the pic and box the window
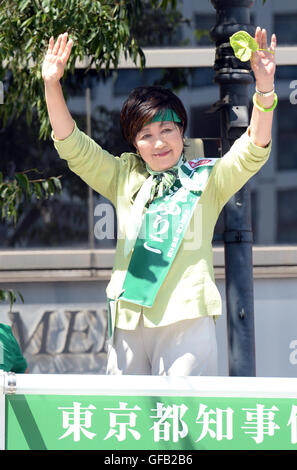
[190,105,220,146]
[193,13,255,47]
[277,100,297,171]
[0,110,89,248]
[274,13,297,45]
[277,189,297,243]
[194,14,215,47]
[113,69,163,96]
[190,67,215,88]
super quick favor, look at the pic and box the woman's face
[134,121,184,172]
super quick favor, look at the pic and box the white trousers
[106,315,218,376]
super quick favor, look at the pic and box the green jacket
[53,124,271,329]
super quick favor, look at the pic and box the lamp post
[210,0,256,376]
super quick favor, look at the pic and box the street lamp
[210,0,256,376]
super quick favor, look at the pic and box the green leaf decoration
[229,30,259,62]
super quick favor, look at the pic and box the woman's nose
[154,136,165,148]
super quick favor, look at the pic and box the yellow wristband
[253,92,278,112]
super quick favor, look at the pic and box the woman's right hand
[42,32,73,84]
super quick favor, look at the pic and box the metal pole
[210,0,256,376]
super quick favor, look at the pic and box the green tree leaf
[0,0,178,139]
[33,182,42,199]
[15,173,30,197]
[51,176,62,193]
[0,288,24,309]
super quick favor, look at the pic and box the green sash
[119,158,218,308]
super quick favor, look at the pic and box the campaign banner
[5,393,297,450]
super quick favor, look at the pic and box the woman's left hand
[250,26,276,91]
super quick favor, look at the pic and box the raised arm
[42,32,75,140]
[249,27,277,148]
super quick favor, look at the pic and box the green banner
[5,394,297,450]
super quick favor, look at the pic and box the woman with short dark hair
[42,28,277,376]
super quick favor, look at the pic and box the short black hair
[120,85,187,150]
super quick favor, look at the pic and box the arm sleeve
[213,128,271,210]
[52,123,126,206]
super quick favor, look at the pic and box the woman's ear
[134,145,141,157]
[177,123,184,139]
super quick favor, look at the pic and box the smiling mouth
[154,150,171,157]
